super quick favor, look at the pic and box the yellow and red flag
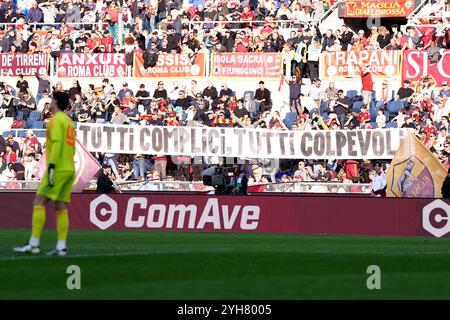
[386,130,447,197]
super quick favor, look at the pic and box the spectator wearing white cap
[23,130,40,158]
[439,81,450,99]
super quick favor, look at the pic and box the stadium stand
[0,0,449,191]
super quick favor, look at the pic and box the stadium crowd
[0,0,450,192]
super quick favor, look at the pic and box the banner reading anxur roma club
[0,53,48,77]
[211,53,282,78]
[57,53,127,77]
[344,0,415,18]
[76,123,406,160]
[320,50,400,79]
[134,53,206,78]
[386,130,447,198]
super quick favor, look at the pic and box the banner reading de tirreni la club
[320,50,400,79]
[344,0,416,18]
[76,123,406,159]
[0,53,48,77]
[133,53,206,78]
[211,52,282,78]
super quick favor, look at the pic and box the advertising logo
[90,194,118,230]
[423,199,450,238]
[89,196,260,231]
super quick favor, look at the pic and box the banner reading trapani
[0,53,48,77]
[134,53,206,78]
[344,0,415,18]
[76,123,406,159]
[321,50,400,78]
[402,50,450,87]
[211,53,282,78]
[57,53,127,77]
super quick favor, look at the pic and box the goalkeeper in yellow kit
[14,92,75,256]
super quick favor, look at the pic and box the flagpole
[112,180,123,194]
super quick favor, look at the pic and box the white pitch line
[1,247,450,261]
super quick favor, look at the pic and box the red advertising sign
[1,193,449,238]
[57,53,127,78]
[0,53,48,77]
[321,50,400,78]
[344,0,415,18]
[211,53,282,78]
[402,50,450,87]
[134,53,206,78]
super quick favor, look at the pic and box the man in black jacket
[339,25,353,51]
[96,165,115,194]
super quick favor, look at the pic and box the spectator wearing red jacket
[101,30,114,52]
[3,145,16,164]
[359,64,373,107]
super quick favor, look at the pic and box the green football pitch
[1,229,450,300]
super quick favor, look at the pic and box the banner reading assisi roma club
[386,130,447,198]
[344,0,415,18]
[211,53,282,78]
[0,53,48,77]
[57,53,127,78]
[134,53,206,78]
[76,123,406,159]
[402,50,450,87]
[321,50,400,78]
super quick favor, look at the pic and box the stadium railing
[0,179,372,194]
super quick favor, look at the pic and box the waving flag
[33,138,101,192]
[386,130,447,198]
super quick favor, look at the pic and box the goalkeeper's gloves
[48,164,55,187]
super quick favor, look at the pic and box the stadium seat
[370,100,384,121]
[283,112,297,129]
[2,130,13,137]
[29,111,41,121]
[33,121,44,129]
[16,111,24,120]
[35,131,46,138]
[346,90,358,99]
[386,100,402,121]
[243,91,255,100]
[386,122,398,128]
[370,122,378,128]
[26,119,35,129]
[18,130,27,138]
[352,101,363,113]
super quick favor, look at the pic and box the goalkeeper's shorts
[37,171,75,204]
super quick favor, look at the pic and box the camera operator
[202,163,236,195]
[96,164,116,194]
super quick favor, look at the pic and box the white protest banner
[76,124,406,159]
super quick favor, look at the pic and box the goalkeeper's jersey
[46,111,76,173]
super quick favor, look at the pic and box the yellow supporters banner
[386,130,447,198]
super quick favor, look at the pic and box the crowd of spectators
[1,0,450,192]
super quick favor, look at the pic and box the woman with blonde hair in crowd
[377,26,391,49]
